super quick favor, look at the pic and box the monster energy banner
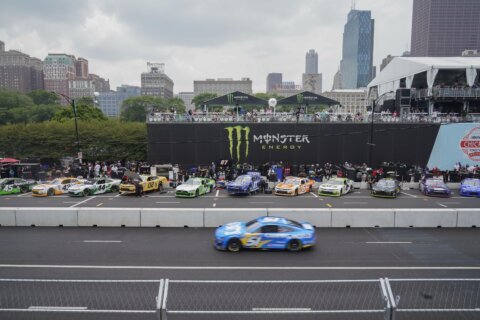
[147,123,441,166]
[203,91,267,106]
[277,91,339,106]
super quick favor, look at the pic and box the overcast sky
[0,0,413,93]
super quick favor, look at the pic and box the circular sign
[460,126,480,162]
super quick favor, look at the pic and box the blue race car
[226,172,261,195]
[419,178,451,197]
[214,216,316,252]
[459,178,480,197]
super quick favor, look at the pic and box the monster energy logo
[227,94,234,104]
[225,126,250,162]
[296,94,304,104]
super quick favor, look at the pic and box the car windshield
[246,221,261,232]
[377,180,395,187]
[326,180,343,185]
[284,178,300,185]
[50,179,62,185]
[234,176,251,184]
[286,219,303,228]
[185,179,201,185]
[426,180,446,187]
[464,180,480,187]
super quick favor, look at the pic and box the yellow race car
[274,176,314,196]
[119,171,167,195]
[32,177,84,197]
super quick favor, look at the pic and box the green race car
[0,178,36,195]
[67,178,121,197]
[175,177,215,198]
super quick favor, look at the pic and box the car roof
[256,216,301,226]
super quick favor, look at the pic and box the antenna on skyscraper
[351,0,356,9]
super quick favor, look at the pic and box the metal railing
[0,278,478,320]
[415,87,480,100]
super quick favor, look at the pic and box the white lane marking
[29,306,88,310]
[96,203,103,207]
[69,196,96,208]
[1,264,479,270]
[252,308,312,311]
[215,190,219,197]
[62,201,78,204]
[114,194,121,198]
[366,242,412,244]
[343,202,367,205]
[310,192,318,198]
[155,202,180,204]
[83,240,122,243]
[249,202,274,204]
[354,192,361,194]
[401,192,418,198]
[17,192,32,197]
[213,203,216,207]
[438,203,448,208]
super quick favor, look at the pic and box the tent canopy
[0,158,20,164]
[203,91,267,106]
[277,91,339,105]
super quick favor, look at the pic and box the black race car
[371,178,401,198]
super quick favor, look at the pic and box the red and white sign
[460,126,480,162]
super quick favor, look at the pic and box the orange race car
[274,176,314,196]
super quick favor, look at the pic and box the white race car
[317,177,354,197]
[67,178,121,197]
[32,178,84,197]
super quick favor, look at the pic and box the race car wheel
[20,185,29,193]
[195,190,199,197]
[111,185,119,192]
[84,189,91,196]
[227,238,242,252]
[287,239,302,252]
[158,183,164,193]
[295,189,299,196]
[47,189,54,197]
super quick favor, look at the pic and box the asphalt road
[0,228,479,320]
[0,188,479,208]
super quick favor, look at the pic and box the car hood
[68,185,89,191]
[33,184,57,190]
[227,182,248,188]
[373,186,396,191]
[276,183,295,189]
[176,185,198,192]
[319,184,342,190]
[215,222,245,237]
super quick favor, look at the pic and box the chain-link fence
[0,278,478,320]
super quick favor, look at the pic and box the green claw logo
[227,94,234,104]
[296,94,304,104]
[225,126,250,162]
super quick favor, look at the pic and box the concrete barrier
[77,208,140,227]
[331,209,395,227]
[0,208,16,226]
[395,209,457,227]
[141,208,204,227]
[15,208,77,227]
[268,208,331,227]
[456,209,480,227]
[204,208,267,227]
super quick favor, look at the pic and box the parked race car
[317,177,354,197]
[119,172,167,195]
[459,178,480,197]
[419,178,451,197]
[175,177,215,198]
[274,176,313,196]
[226,172,262,195]
[32,178,83,197]
[0,178,36,195]
[214,216,316,252]
[371,178,401,198]
[68,178,121,197]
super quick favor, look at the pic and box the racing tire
[158,183,164,194]
[47,189,54,197]
[287,239,302,252]
[20,185,29,193]
[295,189,299,196]
[84,189,91,196]
[227,238,242,252]
[195,190,199,197]
[111,185,119,193]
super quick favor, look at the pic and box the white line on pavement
[213,203,216,207]
[0,264,479,270]
[438,203,448,208]
[249,202,274,204]
[69,196,96,208]
[343,202,367,205]
[400,192,418,198]
[16,192,32,197]
[252,308,312,311]
[366,242,412,244]
[83,240,122,243]
[310,192,318,198]
[215,190,219,197]
[155,202,180,204]
[29,306,88,310]
[62,202,78,204]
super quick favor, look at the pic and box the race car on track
[119,172,167,195]
[67,178,121,197]
[0,178,36,195]
[32,178,83,197]
[317,177,354,197]
[459,178,480,197]
[214,216,316,252]
[371,178,401,198]
[226,172,261,195]
[274,176,313,196]
[419,177,451,197]
[175,177,215,198]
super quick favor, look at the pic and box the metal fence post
[379,278,392,320]
[384,278,398,320]
[161,279,169,320]
[156,279,165,320]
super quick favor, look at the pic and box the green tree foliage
[27,90,60,105]
[254,92,285,100]
[120,96,186,122]
[0,120,147,161]
[192,93,217,109]
[52,98,107,122]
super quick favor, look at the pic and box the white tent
[368,57,480,96]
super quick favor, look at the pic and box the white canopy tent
[368,57,480,97]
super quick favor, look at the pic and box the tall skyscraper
[266,73,282,93]
[339,9,374,89]
[43,53,76,103]
[305,49,318,74]
[411,0,480,56]
[97,85,140,117]
[141,62,174,99]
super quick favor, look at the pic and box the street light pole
[52,92,80,158]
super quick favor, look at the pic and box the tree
[120,96,168,122]
[27,90,59,105]
[52,99,107,122]
[0,88,34,110]
[167,97,186,113]
[192,93,217,109]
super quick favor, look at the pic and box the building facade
[411,0,480,57]
[141,62,174,99]
[268,81,302,97]
[0,41,44,93]
[177,92,195,111]
[194,78,252,96]
[339,10,375,89]
[266,73,282,93]
[322,89,368,114]
[88,73,110,92]
[43,54,76,103]
[97,85,140,118]
[305,49,318,74]
[302,73,322,95]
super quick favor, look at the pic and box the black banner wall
[147,123,441,166]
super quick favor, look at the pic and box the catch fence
[0,278,478,320]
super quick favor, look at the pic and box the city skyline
[0,0,413,93]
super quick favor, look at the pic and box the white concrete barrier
[0,208,16,226]
[15,208,77,227]
[331,209,395,227]
[456,209,480,227]
[204,208,268,227]
[268,208,331,227]
[141,208,204,227]
[77,208,140,227]
[395,209,457,227]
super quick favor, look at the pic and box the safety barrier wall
[0,208,479,228]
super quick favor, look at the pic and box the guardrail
[0,208,479,228]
